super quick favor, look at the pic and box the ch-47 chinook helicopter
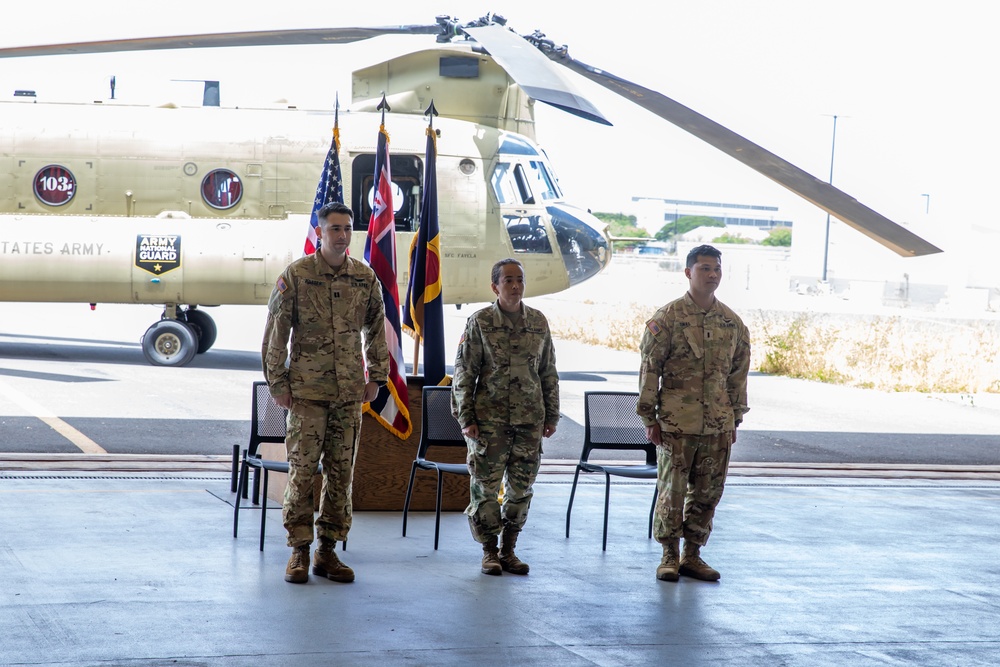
[0,14,940,367]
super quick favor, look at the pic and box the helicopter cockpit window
[201,169,243,210]
[491,163,517,205]
[492,162,533,205]
[351,154,423,232]
[498,135,540,156]
[491,160,560,206]
[33,165,76,206]
[504,214,552,254]
[526,160,561,201]
[513,165,533,204]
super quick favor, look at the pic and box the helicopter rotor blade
[541,49,941,257]
[463,24,610,126]
[0,25,446,59]
[0,17,940,258]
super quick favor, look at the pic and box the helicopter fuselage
[0,100,609,306]
[0,98,610,365]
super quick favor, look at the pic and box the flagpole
[413,337,421,379]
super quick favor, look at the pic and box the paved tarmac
[2,302,1000,467]
[2,470,999,666]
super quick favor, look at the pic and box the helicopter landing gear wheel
[141,320,198,367]
[179,308,218,354]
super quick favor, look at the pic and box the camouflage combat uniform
[262,252,389,548]
[451,301,560,543]
[638,292,750,547]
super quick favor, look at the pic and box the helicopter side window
[201,169,243,210]
[504,214,552,254]
[33,165,77,207]
[350,154,423,232]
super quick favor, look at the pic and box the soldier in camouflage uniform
[451,258,560,576]
[638,244,750,583]
[262,202,389,585]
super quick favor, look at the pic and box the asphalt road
[2,301,999,465]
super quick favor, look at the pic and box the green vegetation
[762,227,792,247]
[712,232,753,244]
[655,215,723,241]
[594,211,650,249]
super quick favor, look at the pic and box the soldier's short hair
[318,201,354,223]
[491,258,524,285]
[686,244,722,269]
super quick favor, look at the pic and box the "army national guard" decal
[135,234,181,275]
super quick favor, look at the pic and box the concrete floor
[2,471,1000,666]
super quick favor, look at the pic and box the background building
[630,196,793,236]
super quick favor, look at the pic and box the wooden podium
[259,377,468,512]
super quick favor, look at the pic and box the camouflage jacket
[451,301,560,429]
[262,253,389,402]
[638,292,750,435]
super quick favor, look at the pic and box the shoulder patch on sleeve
[645,319,662,336]
[276,276,288,294]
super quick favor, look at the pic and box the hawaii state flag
[403,124,447,387]
[304,121,344,255]
[363,124,411,439]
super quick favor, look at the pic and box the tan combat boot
[284,544,310,584]
[656,539,680,582]
[481,536,502,576]
[679,541,721,581]
[313,537,355,583]
[499,528,530,575]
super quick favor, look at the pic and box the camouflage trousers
[653,431,733,546]
[465,422,543,543]
[282,398,361,548]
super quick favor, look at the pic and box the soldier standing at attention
[452,258,560,576]
[262,201,389,584]
[638,244,750,582]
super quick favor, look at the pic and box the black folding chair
[233,381,291,551]
[565,391,658,550]
[401,385,469,550]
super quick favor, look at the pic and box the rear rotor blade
[0,25,444,58]
[549,52,941,257]
[464,24,610,126]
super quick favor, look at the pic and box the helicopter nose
[546,204,611,287]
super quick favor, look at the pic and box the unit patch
[135,234,181,275]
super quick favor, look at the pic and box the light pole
[821,114,840,283]
[921,193,930,214]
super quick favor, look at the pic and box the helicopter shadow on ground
[0,333,262,372]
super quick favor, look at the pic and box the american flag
[363,124,411,439]
[304,123,344,255]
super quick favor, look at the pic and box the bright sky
[2,0,995,284]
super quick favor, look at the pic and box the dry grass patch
[550,303,1000,394]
